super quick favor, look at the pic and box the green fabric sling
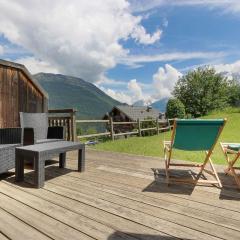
[172,119,225,151]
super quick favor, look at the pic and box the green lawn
[92,108,240,165]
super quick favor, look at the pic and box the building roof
[0,59,48,98]
[114,105,161,121]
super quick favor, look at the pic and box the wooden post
[156,118,159,135]
[137,118,141,137]
[110,117,114,141]
[71,109,77,142]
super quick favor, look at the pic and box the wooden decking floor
[0,149,240,240]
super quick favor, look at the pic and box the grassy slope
[93,108,240,165]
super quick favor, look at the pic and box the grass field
[92,108,240,165]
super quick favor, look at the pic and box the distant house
[0,59,48,128]
[103,105,164,133]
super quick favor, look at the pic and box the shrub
[166,98,185,119]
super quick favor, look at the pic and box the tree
[173,67,229,117]
[227,79,240,107]
[166,98,185,119]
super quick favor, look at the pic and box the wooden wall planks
[0,65,47,128]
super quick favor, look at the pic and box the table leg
[34,155,45,188]
[15,152,24,182]
[78,146,85,172]
[59,152,66,168]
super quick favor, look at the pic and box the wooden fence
[48,108,172,141]
[76,118,171,141]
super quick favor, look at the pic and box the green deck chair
[163,119,226,187]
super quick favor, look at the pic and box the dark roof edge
[0,59,49,99]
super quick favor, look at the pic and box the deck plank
[0,207,50,240]
[3,181,174,240]
[41,171,240,233]
[0,232,9,240]
[45,178,240,240]
[46,165,240,221]
[0,149,240,239]
[0,188,93,240]
[0,182,135,240]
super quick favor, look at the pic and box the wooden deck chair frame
[164,119,227,187]
[220,142,240,189]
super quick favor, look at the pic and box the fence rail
[76,118,171,140]
[48,108,173,142]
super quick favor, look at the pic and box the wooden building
[103,105,163,133]
[0,59,48,128]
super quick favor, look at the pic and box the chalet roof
[114,105,161,121]
[0,59,48,98]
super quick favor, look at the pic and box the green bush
[166,98,185,119]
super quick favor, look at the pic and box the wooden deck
[0,149,240,240]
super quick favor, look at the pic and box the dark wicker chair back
[0,128,22,144]
[0,128,22,174]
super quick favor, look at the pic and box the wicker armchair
[20,112,65,145]
[0,128,22,174]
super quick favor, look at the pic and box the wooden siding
[0,65,47,128]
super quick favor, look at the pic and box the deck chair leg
[196,151,211,180]
[224,154,231,175]
[209,157,222,188]
[165,160,170,185]
[196,151,222,187]
[226,154,240,189]
[225,152,240,173]
[229,166,240,189]
[221,144,240,189]
[164,143,171,185]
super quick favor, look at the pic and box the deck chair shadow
[164,119,226,188]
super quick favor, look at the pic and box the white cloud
[214,60,240,74]
[100,86,132,105]
[0,45,4,55]
[0,0,161,82]
[162,18,168,28]
[131,26,162,44]
[153,64,182,99]
[172,0,240,14]
[130,0,240,14]
[100,78,154,105]
[120,51,226,67]
[100,65,182,104]
[127,79,143,101]
[16,57,59,74]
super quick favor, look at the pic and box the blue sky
[0,0,240,104]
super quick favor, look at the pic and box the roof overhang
[0,59,49,99]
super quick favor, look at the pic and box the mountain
[133,98,168,112]
[133,100,147,107]
[151,98,168,112]
[34,73,120,119]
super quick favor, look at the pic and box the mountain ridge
[33,73,121,119]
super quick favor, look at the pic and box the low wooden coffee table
[15,141,85,188]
